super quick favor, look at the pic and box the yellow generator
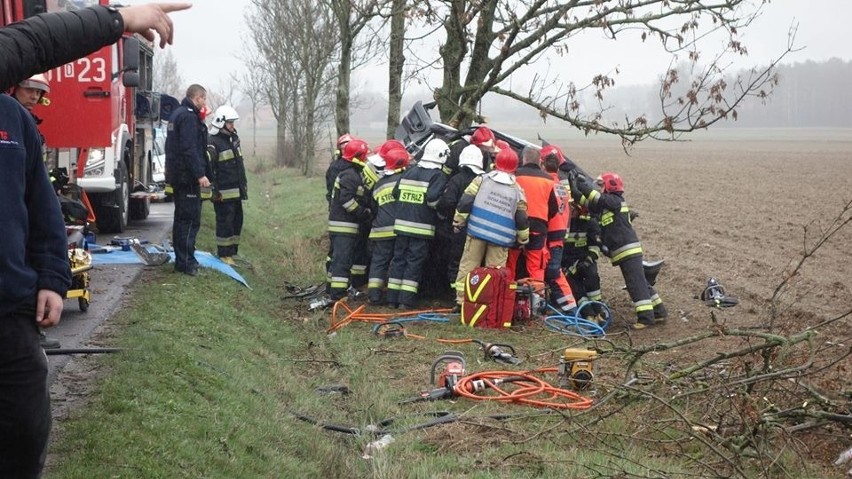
[558,348,597,390]
[66,226,92,311]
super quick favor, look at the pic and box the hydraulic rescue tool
[372,321,523,365]
[558,348,598,390]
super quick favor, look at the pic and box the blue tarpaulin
[90,246,249,288]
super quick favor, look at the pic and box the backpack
[460,266,515,329]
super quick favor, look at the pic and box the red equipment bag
[461,266,515,329]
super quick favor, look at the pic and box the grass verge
[46,166,826,478]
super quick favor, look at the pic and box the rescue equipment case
[461,266,515,329]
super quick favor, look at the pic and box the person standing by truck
[207,105,247,265]
[165,84,211,276]
[0,3,192,477]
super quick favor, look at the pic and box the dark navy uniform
[165,98,208,273]
[208,129,247,258]
[327,162,371,300]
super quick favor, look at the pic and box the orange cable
[452,367,593,410]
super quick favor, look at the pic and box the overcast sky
[128,0,851,98]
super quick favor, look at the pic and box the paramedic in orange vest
[508,146,559,282]
[451,148,529,311]
[540,147,577,314]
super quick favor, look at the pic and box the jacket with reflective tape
[208,131,247,201]
[392,165,448,238]
[369,168,404,240]
[328,163,370,235]
[579,189,641,265]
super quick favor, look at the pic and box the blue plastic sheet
[90,245,249,287]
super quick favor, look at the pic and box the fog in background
[130,0,852,138]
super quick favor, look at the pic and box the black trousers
[387,235,431,307]
[367,239,395,303]
[329,234,357,300]
[0,304,51,479]
[213,200,243,257]
[172,184,202,272]
[618,255,656,323]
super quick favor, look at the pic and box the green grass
[45,163,823,478]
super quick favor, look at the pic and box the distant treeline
[732,58,852,127]
[350,58,852,130]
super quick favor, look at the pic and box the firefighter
[207,105,247,265]
[324,134,356,291]
[540,147,578,314]
[386,138,450,309]
[436,145,485,294]
[366,146,410,305]
[165,84,210,276]
[452,147,529,311]
[572,172,667,328]
[326,134,353,203]
[327,139,372,301]
[509,146,576,313]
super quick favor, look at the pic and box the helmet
[494,148,518,173]
[457,145,484,174]
[419,138,450,168]
[337,133,354,149]
[540,145,565,164]
[382,148,410,171]
[342,138,370,161]
[596,172,624,193]
[19,74,50,93]
[367,153,386,170]
[470,126,496,150]
[377,139,406,157]
[210,105,239,129]
[495,139,511,153]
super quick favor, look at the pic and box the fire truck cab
[3,0,160,234]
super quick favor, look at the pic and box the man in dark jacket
[0,4,190,478]
[166,84,210,275]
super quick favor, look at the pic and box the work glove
[516,231,530,246]
[573,173,594,196]
[357,207,372,223]
[452,220,464,234]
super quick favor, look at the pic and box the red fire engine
[3,0,160,234]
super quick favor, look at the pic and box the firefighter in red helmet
[327,139,373,301]
[572,171,667,328]
[366,146,411,304]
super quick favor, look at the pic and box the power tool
[558,348,597,390]
[399,352,466,404]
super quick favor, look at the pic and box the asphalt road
[46,201,173,385]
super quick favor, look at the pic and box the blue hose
[543,301,611,338]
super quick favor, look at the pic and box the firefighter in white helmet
[206,105,247,265]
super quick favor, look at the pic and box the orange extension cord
[326,300,452,334]
[452,367,594,410]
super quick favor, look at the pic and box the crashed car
[394,101,539,168]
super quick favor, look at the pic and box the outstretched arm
[0,3,191,90]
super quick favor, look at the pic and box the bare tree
[327,0,383,138]
[418,0,792,145]
[153,49,183,98]
[235,55,269,158]
[385,0,407,138]
[247,0,338,174]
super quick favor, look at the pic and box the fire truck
[3,0,160,234]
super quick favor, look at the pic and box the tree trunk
[433,0,467,126]
[386,0,406,139]
[334,1,352,137]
